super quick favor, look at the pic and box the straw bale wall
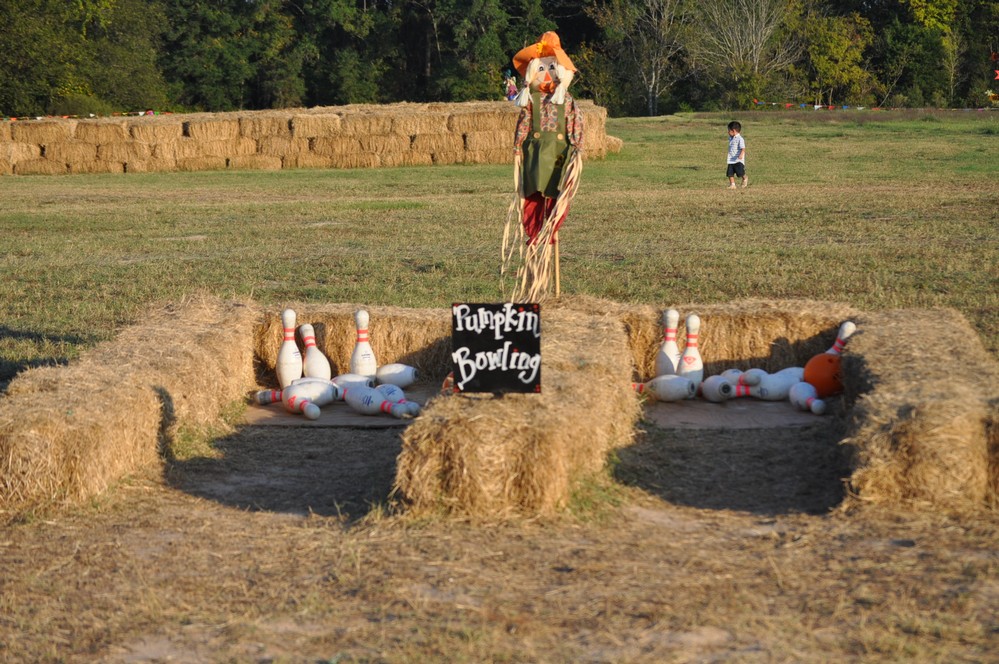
[2,295,996,522]
[0,101,613,176]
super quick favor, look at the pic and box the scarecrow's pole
[554,231,561,297]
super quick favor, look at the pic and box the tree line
[1,0,996,119]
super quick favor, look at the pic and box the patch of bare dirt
[1,419,996,663]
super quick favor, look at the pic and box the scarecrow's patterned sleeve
[513,101,532,155]
[566,95,584,150]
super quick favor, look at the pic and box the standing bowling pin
[678,313,704,389]
[350,309,378,377]
[376,363,418,388]
[633,375,697,402]
[789,381,827,414]
[276,308,303,389]
[654,309,681,377]
[300,323,332,380]
[376,383,422,416]
[343,385,409,418]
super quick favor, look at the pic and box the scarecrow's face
[528,56,559,94]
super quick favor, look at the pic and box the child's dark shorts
[726,162,745,178]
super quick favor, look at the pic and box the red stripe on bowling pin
[283,327,295,341]
[686,334,698,347]
[357,330,369,342]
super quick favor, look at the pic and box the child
[726,121,747,189]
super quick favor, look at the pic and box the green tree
[804,10,876,105]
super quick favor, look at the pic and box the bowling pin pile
[634,313,858,415]
[259,307,422,420]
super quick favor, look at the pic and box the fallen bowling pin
[720,368,751,386]
[287,377,342,407]
[276,308,303,389]
[255,389,282,405]
[774,366,805,383]
[376,363,418,388]
[654,308,681,376]
[281,388,321,420]
[375,383,421,416]
[300,323,332,380]
[700,375,734,402]
[747,370,801,401]
[350,309,378,377]
[633,374,697,402]
[343,385,409,418]
[740,368,768,386]
[677,314,704,387]
[789,381,827,415]
[332,373,376,391]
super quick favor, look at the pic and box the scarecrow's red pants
[523,193,569,244]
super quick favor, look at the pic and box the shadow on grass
[614,420,851,516]
[0,325,95,395]
[155,387,402,522]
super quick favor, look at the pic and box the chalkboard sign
[451,303,541,393]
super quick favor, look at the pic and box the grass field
[1,109,996,392]
[1,110,998,662]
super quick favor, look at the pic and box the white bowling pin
[288,377,342,406]
[774,366,805,383]
[747,370,802,401]
[654,309,681,377]
[300,323,332,380]
[376,363,418,388]
[789,381,827,414]
[332,373,376,391]
[281,386,321,420]
[350,309,378,377]
[255,389,282,405]
[700,375,734,402]
[633,375,697,402]
[375,383,421,416]
[276,308,303,389]
[826,321,857,355]
[678,314,704,387]
[740,368,768,386]
[343,385,409,418]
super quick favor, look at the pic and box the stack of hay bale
[0,101,614,176]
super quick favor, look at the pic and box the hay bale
[1,141,41,162]
[129,120,183,142]
[228,154,283,171]
[240,114,291,139]
[44,141,97,163]
[395,303,640,517]
[176,156,227,171]
[401,152,434,167]
[0,296,259,522]
[331,153,380,169]
[412,133,464,153]
[0,122,10,141]
[0,157,10,175]
[98,142,152,162]
[291,113,342,138]
[391,113,448,136]
[69,160,125,174]
[840,308,999,512]
[605,135,624,154]
[74,120,129,143]
[184,118,240,141]
[340,113,395,136]
[447,104,517,133]
[13,159,67,175]
[464,149,510,165]
[282,153,336,170]
[258,136,309,157]
[11,120,76,144]
[465,130,509,152]
[311,136,362,156]
[358,135,410,154]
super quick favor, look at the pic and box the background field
[1,110,997,662]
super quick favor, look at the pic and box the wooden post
[554,231,561,298]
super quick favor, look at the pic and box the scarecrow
[501,31,584,302]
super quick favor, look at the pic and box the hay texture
[395,302,640,518]
[840,308,999,512]
[1,102,619,177]
[0,295,259,521]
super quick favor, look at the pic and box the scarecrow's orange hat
[512,31,577,78]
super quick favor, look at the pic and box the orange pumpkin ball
[803,353,843,397]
